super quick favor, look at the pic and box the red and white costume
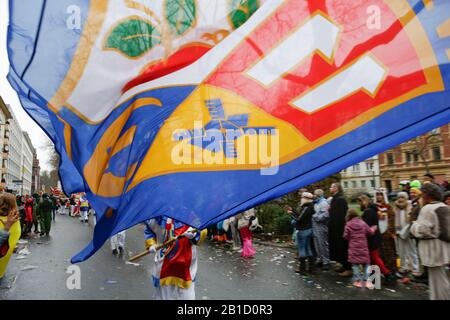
[144,217,207,300]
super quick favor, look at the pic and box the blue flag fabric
[6,0,450,263]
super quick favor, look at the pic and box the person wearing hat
[410,180,421,189]
[289,192,316,275]
[410,183,450,300]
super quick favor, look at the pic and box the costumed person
[24,196,34,236]
[32,194,40,233]
[69,195,76,217]
[16,195,25,238]
[374,189,397,277]
[410,183,450,300]
[143,217,207,300]
[110,231,126,255]
[215,220,227,242]
[65,199,71,215]
[289,192,315,274]
[343,208,376,288]
[237,209,260,258]
[38,193,53,236]
[312,189,330,270]
[79,195,89,223]
[393,192,421,278]
[409,186,426,281]
[228,216,241,251]
[0,193,21,282]
[328,183,352,276]
[358,194,395,282]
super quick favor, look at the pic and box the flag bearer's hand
[183,227,197,240]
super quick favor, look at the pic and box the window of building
[432,146,441,161]
[343,181,348,189]
[387,153,394,165]
[352,181,357,188]
[366,162,373,171]
[370,180,376,188]
[413,151,419,162]
[405,152,412,163]
[352,164,360,172]
[361,180,366,188]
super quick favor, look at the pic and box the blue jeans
[352,264,370,282]
[296,228,313,257]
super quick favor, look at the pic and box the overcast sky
[0,1,52,171]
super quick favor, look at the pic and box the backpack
[435,205,450,242]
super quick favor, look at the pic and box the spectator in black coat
[328,183,352,277]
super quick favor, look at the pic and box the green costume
[38,195,53,236]
[32,194,40,233]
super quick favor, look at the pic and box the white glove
[183,227,197,240]
[148,245,157,253]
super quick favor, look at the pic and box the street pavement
[0,213,429,300]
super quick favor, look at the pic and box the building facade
[0,96,12,190]
[379,124,450,192]
[340,156,381,198]
[21,132,34,195]
[0,99,37,195]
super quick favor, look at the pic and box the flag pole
[128,229,198,262]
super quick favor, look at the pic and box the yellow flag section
[128,85,310,191]
[0,217,21,278]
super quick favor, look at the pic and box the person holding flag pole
[130,217,206,300]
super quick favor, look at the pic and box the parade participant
[228,216,241,251]
[38,194,53,236]
[358,194,395,282]
[394,192,420,277]
[289,192,315,274]
[16,195,25,238]
[143,217,207,300]
[328,183,352,276]
[65,199,71,215]
[24,196,34,236]
[0,193,21,281]
[69,195,76,216]
[50,195,57,222]
[110,231,126,255]
[215,220,227,242]
[343,209,376,288]
[374,189,397,276]
[408,187,427,281]
[312,189,330,270]
[237,209,259,258]
[79,195,89,223]
[410,183,450,300]
[32,194,40,233]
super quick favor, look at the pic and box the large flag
[7,0,450,263]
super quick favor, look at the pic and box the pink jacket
[343,218,375,264]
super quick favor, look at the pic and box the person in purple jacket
[343,209,376,289]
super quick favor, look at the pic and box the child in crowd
[343,208,376,288]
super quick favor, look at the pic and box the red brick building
[379,124,450,192]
